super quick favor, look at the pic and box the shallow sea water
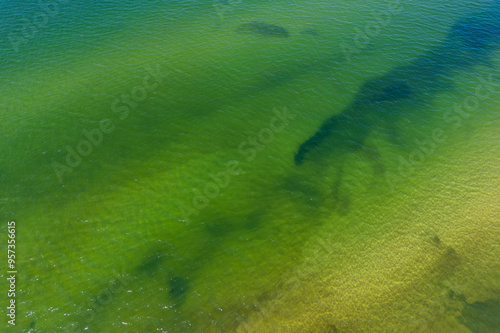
[0,0,499,332]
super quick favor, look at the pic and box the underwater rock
[236,21,289,38]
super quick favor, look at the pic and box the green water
[1,0,499,332]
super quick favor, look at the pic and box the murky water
[1,0,499,332]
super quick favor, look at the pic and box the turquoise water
[1,0,499,332]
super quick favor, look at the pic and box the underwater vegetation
[236,21,289,38]
[4,0,499,331]
[295,5,500,167]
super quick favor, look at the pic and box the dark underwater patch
[460,299,500,333]
[326,324,340,333]
[205,221,229,237]
[294,6,500,167]
[168,276,189,300]
[294,113,362,166]
[431,235,442,247]
[236,21,289,38]
[359,79,412,104]
[450,19,500,51]
[138,251,165,276]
